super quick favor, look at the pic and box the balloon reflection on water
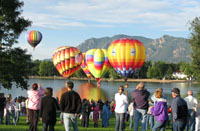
[56,83,107,102]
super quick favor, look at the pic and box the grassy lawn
[0,114,173,131]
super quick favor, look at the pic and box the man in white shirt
[115,85,128,131]
[184,90,198,131]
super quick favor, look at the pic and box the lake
[0,78,200,103]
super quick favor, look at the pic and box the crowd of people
[0,81,199,131]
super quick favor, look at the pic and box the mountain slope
[76,34,191,62]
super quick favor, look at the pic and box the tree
[188,17,200,80]
[108,67,120,79]
[29,60,41,76]
[38,61,58,76]
[0,0,32,89]
[180,62,194,79]
[138,61,152,78]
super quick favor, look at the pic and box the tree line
[30,60,193,80]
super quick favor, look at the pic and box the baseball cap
[171,88,180,94]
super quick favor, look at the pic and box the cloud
[22,0,200,31]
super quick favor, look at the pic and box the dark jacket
[60,90,82,114]
[81,100,91,114]
[131,89,150,110]
[40,96,59,125]
[171,96,188,121]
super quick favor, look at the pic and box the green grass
[0,114,173,131]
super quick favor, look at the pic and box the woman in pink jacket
[27,83,44,131]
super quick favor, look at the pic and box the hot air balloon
[108,38,146,82]
[85,49,111,87]
[52,46,83,78]
[81,53,92,80]
[26,30,42,49]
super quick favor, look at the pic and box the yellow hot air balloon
[108,38,145,81]
[85,49,111,87]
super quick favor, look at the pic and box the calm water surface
[0,78,200,103]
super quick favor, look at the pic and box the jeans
[0,110,3,124]
[186,109,195,131]
[152,120,167,131]
[15,110,20,122]
[63,113,79,131]
[145,114,154,130]
[129,115,134,129]
[6,110,16,125]
[173,120,186,131]
[134,108,148,131]
[43,123,54,131]
[115,113,125,131]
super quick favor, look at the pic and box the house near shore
[172,71,191,80]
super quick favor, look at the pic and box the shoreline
[28,76,195,83]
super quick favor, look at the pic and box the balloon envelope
[26,30,42,48]
[108,38,146,81]
[81,53,92,79]
[52,46,83,78]
[85,49,111,82]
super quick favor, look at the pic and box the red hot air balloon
[52,46,83,78]
[26,30,42,49]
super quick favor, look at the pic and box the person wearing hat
[171,88,188,131]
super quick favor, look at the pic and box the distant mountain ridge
[77,34,191,62]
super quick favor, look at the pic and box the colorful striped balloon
[52,46,83,78]
[27,30,42,48]
[108,38,146,81]
[85,49,111,83]
[81,53,92,79]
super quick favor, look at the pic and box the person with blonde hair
[151,90,168,131]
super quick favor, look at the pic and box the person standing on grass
[14,98,21,123]
[5,94,16,125]
[184,90,198,131]
[40,87,59,131]
[151,90,169,131]
[171,88,188,131]
[114,85,128,131]
[93,102,99,127]
[128,101,134,129]
[27,83,44,131]
[102,100,111,128]
[81,99,91,128]
[25,97,29,124]
[60,81,82,131]
[0,93,6,125]
[131,82,150,131]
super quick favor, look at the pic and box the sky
[16,0,200,60]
